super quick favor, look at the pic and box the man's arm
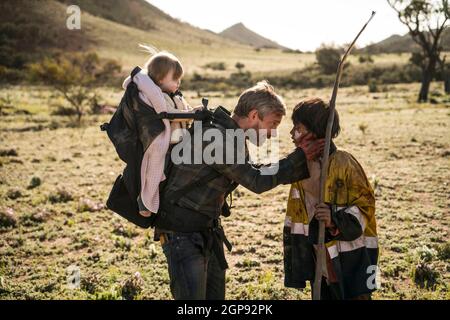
[209,130,324,194]
[210,147,310,194]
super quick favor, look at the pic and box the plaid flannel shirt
[162,107,310,219]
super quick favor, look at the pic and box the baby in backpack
[122,50,200,217]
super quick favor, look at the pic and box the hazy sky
[147,0,410,51]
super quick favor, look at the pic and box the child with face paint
[284,98,378,300]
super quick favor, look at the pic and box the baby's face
[159,69,181,94]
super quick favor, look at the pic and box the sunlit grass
[0,82,448,299]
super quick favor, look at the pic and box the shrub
[229,71,252,89]
[0,208,17,228]
[412,262,440,289]
[410,245,440,289]
[203,62,226,71]
[368,79,380,93]
[315,46,341,74]
[28,177,41,189]
[359,55,374,64]
[437,242,450,261]
[0,149,18,157]
[235,62,245,73]
[48,188,73,203]
[0,66,23,84]
[20,209,52,226]
[29,52,121,124]
[6,188,22,200]
[78,198,104,212]
[120,272,144,300]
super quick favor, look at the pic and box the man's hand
[314,203,333,228]
[294,132,325,161]
[192,105,204,111]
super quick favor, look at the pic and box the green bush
[368,79,380,93]
[0,66,23,84]
[184,61,423,92]
[437,242,450,260]
[235,62,245,72]
[48,188,73,204]
[203,62,226,71]
[315,46,341,74]
[411,262,440,289]
[359,55,374,64]
[229,71,252,88]
[28,177,42,189]
[0,208,17,228]
[29,52,121,123]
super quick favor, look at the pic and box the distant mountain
[361,28,450,53]
[0,0,254,72]
[220,23,289,50]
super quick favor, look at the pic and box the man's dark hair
[291,98,340,139]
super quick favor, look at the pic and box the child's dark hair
[291,98,340,139]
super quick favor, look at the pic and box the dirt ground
[0,83,448,299]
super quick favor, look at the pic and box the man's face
[247,110,283,145]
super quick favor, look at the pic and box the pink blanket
[122,70,171,214]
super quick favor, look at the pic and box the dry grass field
[0,82,448,299]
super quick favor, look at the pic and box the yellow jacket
[284,149,378,298]
[286,149,377,240]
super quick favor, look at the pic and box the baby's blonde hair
[140,45,184,83]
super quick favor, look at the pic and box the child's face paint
[290,123,310,144]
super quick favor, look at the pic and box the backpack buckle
[100,123,109,131]
[213,218,222,229]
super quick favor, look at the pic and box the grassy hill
[361,29,450,53]
[0,0,310,79]
[55,0,175,32]
[1,0,423,86]
[220,22,289,50]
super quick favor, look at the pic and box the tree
[437,55,450,93]
[315,46,342,74]
[359,54,375,64]
[388,0,449,102]
[235,62,245,73]
[29,52,121,123]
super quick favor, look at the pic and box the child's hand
[314,203,332,228]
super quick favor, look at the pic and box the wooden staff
[312,11,376,300]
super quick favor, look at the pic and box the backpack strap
[144,109,212,121]
[131,66,142,79]
[165,169,222,205]
[129,66,212,122]
[100,67,212,131]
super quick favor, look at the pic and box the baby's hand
[139,210,152,218]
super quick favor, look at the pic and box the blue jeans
[162,232,226,300]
